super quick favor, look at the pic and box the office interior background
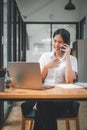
[0,0,87,128]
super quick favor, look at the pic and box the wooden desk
[0,84,87,128]
[0,84,87,101]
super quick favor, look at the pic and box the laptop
[7,62,54,90]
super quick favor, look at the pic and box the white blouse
[39,51,78,84]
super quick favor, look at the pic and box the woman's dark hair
[53,28,70,45]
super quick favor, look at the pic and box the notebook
[7,62,54,90]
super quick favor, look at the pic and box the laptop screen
[7,62,43,89]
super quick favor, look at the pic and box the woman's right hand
[46,59,60,68]
[41,59,60,80]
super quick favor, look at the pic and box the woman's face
[53,34,64,52]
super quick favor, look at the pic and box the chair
[21,101,35,130]
[21,108,35,130]
[57,101,80,130]
[21,101,80,130]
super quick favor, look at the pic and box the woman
[33,28,77,130]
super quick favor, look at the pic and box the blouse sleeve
[70,56,78,73]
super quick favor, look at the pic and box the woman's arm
[65,55,76,83]
[62,44,76,83]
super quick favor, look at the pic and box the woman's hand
[46,58,60,68]
[60,44,71,57]
[41,58,60,80]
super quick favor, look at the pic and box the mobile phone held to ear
[60,46,65,52]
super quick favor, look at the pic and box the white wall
[78,40,87,82]
[16,0,80,22]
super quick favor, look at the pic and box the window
[52,24,76,49]
[26,24,51,62]
[26,23,78,62]
[3,0,7,67]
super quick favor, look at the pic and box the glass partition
[26,23,77,61]
[3,0,7,67]
[52,24,76,49]
[26,24,51,62]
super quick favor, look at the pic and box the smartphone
[60,46,65,52]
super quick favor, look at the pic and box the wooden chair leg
[65,119,70,130]
[75,115,80,130]
[28,119,34,130]
[22,116,26,130]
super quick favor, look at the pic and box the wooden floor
[1,101,87,130]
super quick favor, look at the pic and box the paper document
[55,84,83,89]
[74,82,87,88]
